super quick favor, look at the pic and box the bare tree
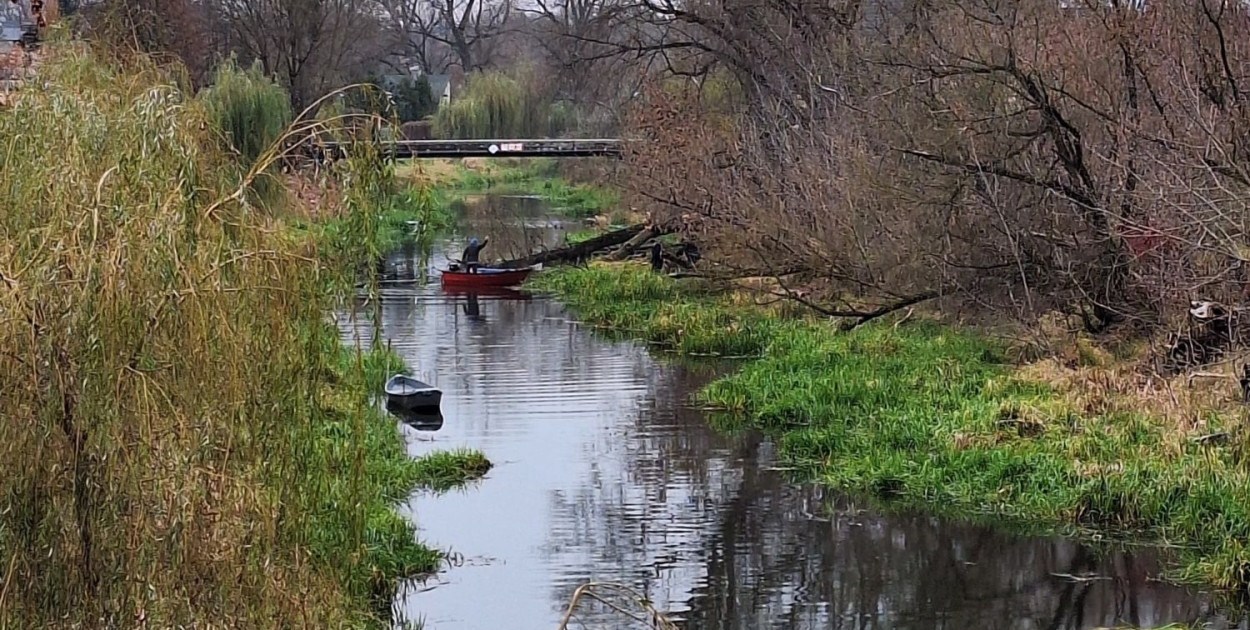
[515,0,645,131]
[213,0,390,110]
[610,0,1250,341]
[380,0,513,73]
[84,0,218,85]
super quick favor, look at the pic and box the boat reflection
[385,398,445,432]
[440,286,531,322]
[439,286,531,300]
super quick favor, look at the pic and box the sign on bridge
[488,142,525,154]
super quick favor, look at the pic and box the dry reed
[0,43,422,628]
[557,582,679,630]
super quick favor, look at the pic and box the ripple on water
[336,232,1233,630]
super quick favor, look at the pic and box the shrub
[432,71,576,139]
[198,57,293,208]
[395,75,436,122]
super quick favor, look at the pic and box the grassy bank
[397,157,618,218]
[321,339,493,605]
[286,183,453,254]
[528,264,1250,595]
[0,44,485,628]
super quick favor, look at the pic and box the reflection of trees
[540,366,1226,630]
[457,195,566,262]
[339,255,652,436]
[689,504,1176,630]
[339,233,1229,630]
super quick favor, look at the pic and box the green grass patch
[528,263,1250,597]
[289,184,453,254]
[401,158,618,218]
[409,450,493,492]
[315,344,443,588]
[527,264,783,356]
[564,229,603,245]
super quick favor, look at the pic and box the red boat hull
[440,267,534,288]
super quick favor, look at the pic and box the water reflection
[449,195,573,262]
[386,399,446,432]
[439,287,531,323]
[335,197,1236,630]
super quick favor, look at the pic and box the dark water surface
[336,197,1240,630]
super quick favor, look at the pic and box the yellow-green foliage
[432,71,573,139]
[434,72,525,138]
[198,58,294,208]
[200,58,293,163]
[695,68,743,114]
[0,44,455,628]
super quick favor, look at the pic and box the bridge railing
[311,138,625,159]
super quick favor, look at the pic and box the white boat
[383,374,442,410]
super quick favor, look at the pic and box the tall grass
[0,44,463,627]
[530,263,1250,596]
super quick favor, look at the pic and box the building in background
[2,0,55,45]
[382,69,452,106]
[426,74,451,106]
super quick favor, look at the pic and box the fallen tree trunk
[496,224,646,268]
[605,227,657,261]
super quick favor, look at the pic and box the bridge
[316,138,623,159]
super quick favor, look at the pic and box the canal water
[337,196,1239,630]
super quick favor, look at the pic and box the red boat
[439,265,538,289]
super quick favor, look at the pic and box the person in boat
[461,236,489,273]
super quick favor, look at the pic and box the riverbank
[0,44,486,628]
[320,337,493,608]
[284,179,453,254]
[396,157,620,219]
[528,263,1250,596]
